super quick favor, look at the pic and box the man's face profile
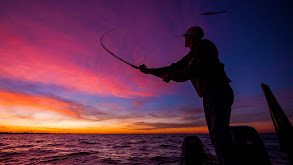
[185,35,192,48]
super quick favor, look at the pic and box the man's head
[183,26,204,48]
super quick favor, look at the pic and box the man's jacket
[150,39,231,97]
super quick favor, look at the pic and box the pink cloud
[0,28,160,98]
[132,100,146,107]
[0,2,192,98]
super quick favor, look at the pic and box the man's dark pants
[203,84,240,165]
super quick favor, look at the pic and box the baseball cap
[182,26,204,38]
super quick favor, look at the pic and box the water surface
[0,133,290,164]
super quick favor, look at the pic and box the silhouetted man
[140,26,240,165]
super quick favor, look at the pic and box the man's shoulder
[200,39,216,47]
[198,39,219,57]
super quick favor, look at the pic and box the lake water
[0,133,290,164]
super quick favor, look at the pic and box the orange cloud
[0,91,80,118]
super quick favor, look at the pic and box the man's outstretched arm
[139,55,189,78]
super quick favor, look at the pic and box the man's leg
[203,85,240,165]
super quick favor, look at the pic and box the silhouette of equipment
[180,126,272,165]
[181,136,206,165]
[231,126,272,165]
[261,83,293,163]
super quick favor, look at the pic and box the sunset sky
[0,0,292,134]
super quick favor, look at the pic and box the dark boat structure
[180,83,292,165]
[261,83,293,162]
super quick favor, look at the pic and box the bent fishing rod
[100,30,162,78]
[100,29,139,69]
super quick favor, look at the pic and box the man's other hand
[162,73,170,83]
[139,64,152,74]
